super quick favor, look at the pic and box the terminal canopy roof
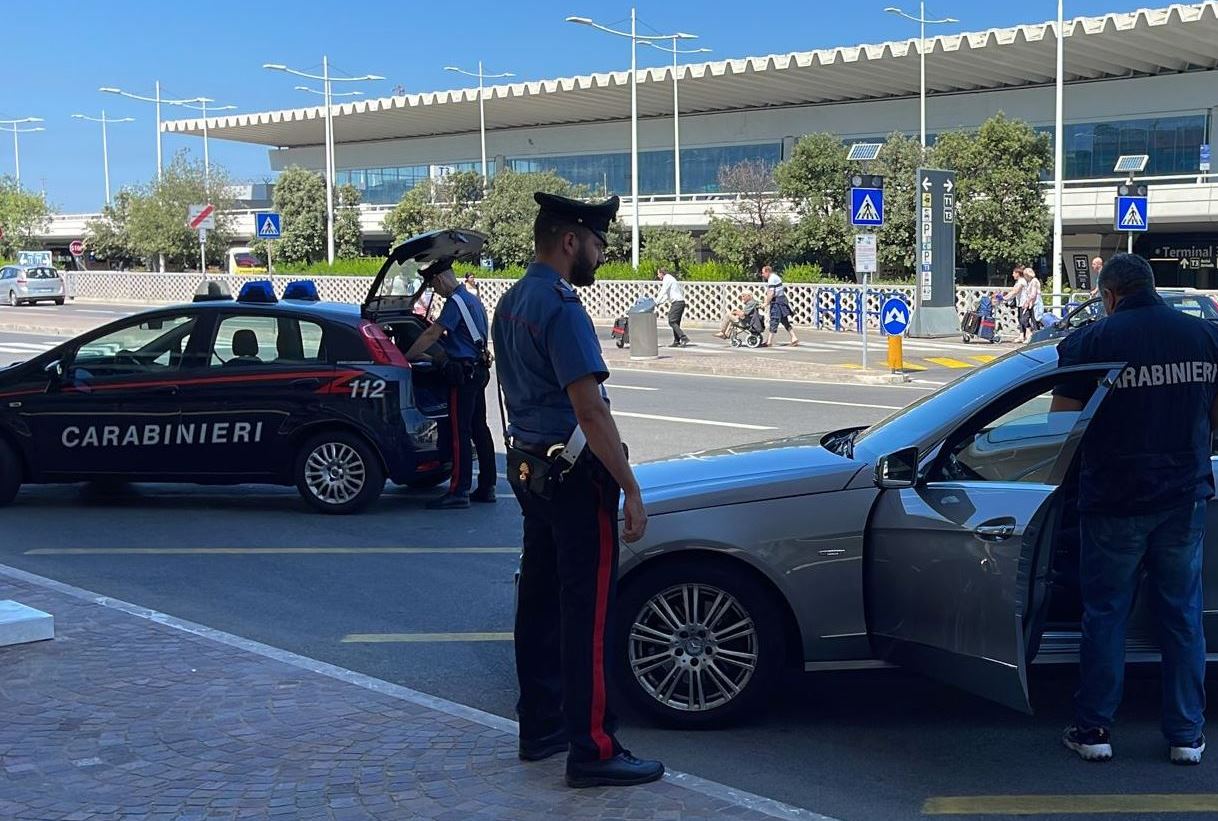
[164,4,1218,149]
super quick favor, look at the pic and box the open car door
[362,229,486,324]
[865,365,1121,713]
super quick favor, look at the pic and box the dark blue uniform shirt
[436,285,488,361]
[1056,288,1218,515]
[492,262,609,445]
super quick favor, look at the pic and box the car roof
[161,298,362,323]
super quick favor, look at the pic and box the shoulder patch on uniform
[554,280,582,303]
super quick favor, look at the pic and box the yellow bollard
[887,335,904,373]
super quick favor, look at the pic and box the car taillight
[358,320,410,367]
[15,275,26,285]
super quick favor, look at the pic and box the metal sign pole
[861,270,870,370]
[199,227,207,276]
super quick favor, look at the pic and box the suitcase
[961,311,982,336]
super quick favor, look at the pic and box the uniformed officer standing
[1051,254,1218,765]
[492,193,663,788]
[404,265,496,509]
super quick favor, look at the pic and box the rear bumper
[381,407,445,483]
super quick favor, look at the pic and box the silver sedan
[614,344,1218,727]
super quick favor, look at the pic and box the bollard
[887,335,904,373]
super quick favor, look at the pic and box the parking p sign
[255,212,282,240]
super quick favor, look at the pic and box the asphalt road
[1,324,1215,820]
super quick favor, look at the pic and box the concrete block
[0,600,54,647]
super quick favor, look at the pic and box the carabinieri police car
[0,229,486,514]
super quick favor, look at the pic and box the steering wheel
[941,448,985,482]
[113,350,144,367]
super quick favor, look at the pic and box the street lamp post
[1051,0,1066,308]
[445,63,516,190]
[71,111,135,206]
[642,40,710,200]
[265,59,384,264]
[567,10,698,269]
[884,3,959,149]
[99,83,197,180]
[0,118,44,188]
[171,98,238,188]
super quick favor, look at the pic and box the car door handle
[147,385,179,397]
[974,523,1016,540]
[290,378,322,389]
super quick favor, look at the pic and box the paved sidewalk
[0,565,828,821]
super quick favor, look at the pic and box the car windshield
[26,268,58,280]
[1163,294,1218,319]
[852,348,1050,459]
[375,258,426,299]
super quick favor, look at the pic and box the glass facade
[1061,115,1207,178]
[335,160,490,205]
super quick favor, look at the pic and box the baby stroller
[729,303,766,348]
[962,294,1001,344]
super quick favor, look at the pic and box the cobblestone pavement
[0,567,828,821]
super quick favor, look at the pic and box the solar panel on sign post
[1113,155,1149,174]
[847,143,883,162]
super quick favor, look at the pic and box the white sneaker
[1170,736,1205,766]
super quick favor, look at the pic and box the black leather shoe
[426,493,470,510]
[519,729,568,762]
[565,753,665,788]
[470,486,497,503]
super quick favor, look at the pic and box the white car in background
[0,264,66,307]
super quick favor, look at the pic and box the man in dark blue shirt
[493,192,662,789]
[1051,254,1218,765]
[405,266,495,509]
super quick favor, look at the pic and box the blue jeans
[1075,500,1207,744]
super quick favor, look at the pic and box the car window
[26,268,58,280]
[930,373,1105,486]
[210,315,327,367]
[1165,296,1218,319]
[72,315,199,378]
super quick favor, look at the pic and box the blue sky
[5,0,1161,212]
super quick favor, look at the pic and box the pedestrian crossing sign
[1114,196,1149,232]
[850,187,884,227]
[255,212,282,240]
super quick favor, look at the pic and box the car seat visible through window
[228,329,261,365]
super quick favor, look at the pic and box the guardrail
[68,272,1088,339]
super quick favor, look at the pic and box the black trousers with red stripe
[513,457,624,762]
[446,366,495,497]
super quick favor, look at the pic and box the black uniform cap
[534,192,620,242]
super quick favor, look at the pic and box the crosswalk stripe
[0,342,55,350]
[925,357,974,369]
[970,354,999,364]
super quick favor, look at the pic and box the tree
[271,166,327,264]
[704,160,794,276]
[775,133,853,267]
[871,133,925,275]
[930,113,1053,269]
[334,184,363,258]
[480,169,583,268]
[0,177,52,259]
[383,182,442,243]
[122,153,236,271]
[84,190,142,269]
[435,170,483,230]
[641,224,697,272]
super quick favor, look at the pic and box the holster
[506,446,562,502]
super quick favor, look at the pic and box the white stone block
[0,600,54,646]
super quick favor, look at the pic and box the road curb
[602,349,912,385]
[0,322,87,338]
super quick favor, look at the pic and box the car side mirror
[44,359,64,379]
[875,447,920,489]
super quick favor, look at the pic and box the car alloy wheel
[628,582,758,713]
[7,291,16,307]
[304,441,367,505]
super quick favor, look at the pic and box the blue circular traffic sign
[881,297,911,335]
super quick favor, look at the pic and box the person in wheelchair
[726,296,766,348]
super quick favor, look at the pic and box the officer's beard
[569,246,598,287]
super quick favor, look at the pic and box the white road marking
[613,410,777,430]
[0,343,55,353]
[76,309,124,315]
[612,367,935,390]
[607,384,658,391]
[767,396,901,410]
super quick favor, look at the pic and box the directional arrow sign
[188,204,216,231]
[943,178,954,193]
[881,297,911,335]
[922,177,932,191]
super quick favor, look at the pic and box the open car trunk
[362,228,487,325]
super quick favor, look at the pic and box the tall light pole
[642,40,711,200]
[1051,0,1066,308]
[100,83,198,181]
[884,3,959,149]
[171,98,238,188]
[71,112,135,206]
[0,118,44,188]
[265,59,384,264]
[567,11,698,269]
[445,63,516,190]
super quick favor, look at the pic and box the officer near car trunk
[404,264,496,509]
[1051,253,1218,765]
[491,192,663,788]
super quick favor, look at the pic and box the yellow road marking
[900,362,928,371]
[840,363,863,369]
[925,357,974,369]
[923,794,1218,815]
[970,354,999,363]
[342,632,514,643]
[24,547,519,555]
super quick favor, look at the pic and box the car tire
[54,298,65,306]
[6,291,17,308]
[613,559,785,728]
[0,438,22,507]
[294,430,384,514]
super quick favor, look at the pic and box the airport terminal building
[147,4,1217,283]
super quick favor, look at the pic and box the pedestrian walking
[1052,254,1218,765]
[464,272,481,298]
[492,192,664,789]
[404,266,496,509]
[655,267,689,347]
[761,265,798,347]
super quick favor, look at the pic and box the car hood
[635,434,865,515]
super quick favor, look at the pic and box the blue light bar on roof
[237,280,277,303]
[282,280,320,301]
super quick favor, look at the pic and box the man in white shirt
[656,268,690,348]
